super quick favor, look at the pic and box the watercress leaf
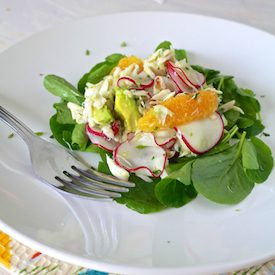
[53,103,76,124]
[192,144,254,204]
[219,78,263,136]
[62,130,72,146]
[170,143,231,165]
[223,109,240,129]
[155,178,197,208]
[98,157,111,175]
[78,63,105,93]
[245,137,274,183]
[44,75,84,105]
[71,123,89,151]
[155,41,187,60]
[98,148,113,163]
[175,49,188,62]
[209,75,233,87]
[105,53,125,64]
[237,117,254,129]
[114,175,166,214]
[86,64,113,84]
[166,160,195,186]
[202,142,232,156]
[78,53,124,93]
[155,41,172,52]
[242,139,259,170]
[85,143,101,154]
[236,88,254,98]
[219,78,239,103]
[49,114,75,149]
[244,120,265,138]
[239,96,261,118]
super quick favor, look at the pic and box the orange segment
[110,56,143,74]
[137,89,219,132]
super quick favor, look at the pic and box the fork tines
[55,165,135,199]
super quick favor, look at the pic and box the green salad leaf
[192,133,254,204]
[78,53,124,93]
[244,137,274,183]
[155,41,188,61]
[155,178,197,208]
[44,75,84,105]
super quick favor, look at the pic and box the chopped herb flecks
[192,92,200,100]
[153,170,161,175]
[136,145,147,149]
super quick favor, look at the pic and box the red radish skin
[167,62,193,93]
[117,76,154,90]
[85,124,107,138]
[85,124,119,152]
[175,111,224,155]
[154,136,176,149]
[114,133,167,178]
[168,61,205,88]
[167,61,206,93]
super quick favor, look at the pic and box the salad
[44,41,273,214]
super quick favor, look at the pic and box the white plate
[0,12,275,275]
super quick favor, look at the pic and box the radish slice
[153,129,176,149]
[85,124,119,152]
[86,124,107,137]
[117,76,154,90]
[175,111,224,154]
[167,61,205,93]
[155,137,176,149]
[114,132,167,178]
[167,62,194,93]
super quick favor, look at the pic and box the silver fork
[0,106,135,200]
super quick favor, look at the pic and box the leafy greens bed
[44,41,273,214]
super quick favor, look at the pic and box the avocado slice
[92,105,113,124]
[114,88,141,133]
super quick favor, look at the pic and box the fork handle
[0,106,37,144]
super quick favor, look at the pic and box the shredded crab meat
[106,155,130,181]
[67,102,85,124]
[150,89,176,105]
[174,133,194,157]
[153,105,174,125]
[144,48,176,79]
[154,76,179,95]
[218,100,244,114]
